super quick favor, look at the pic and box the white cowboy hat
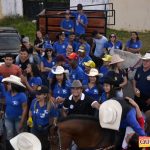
[10,132,41,150]
[99,99,122,131]
[109,54,124,65]
[87,68,99,76]
[2,75,26,88]
[51,66,66,74]
[141,53,150,60]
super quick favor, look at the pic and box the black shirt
[63,93,95,116]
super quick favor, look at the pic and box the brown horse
[50,115,119,150]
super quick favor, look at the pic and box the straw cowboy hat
[109,54,124,65]
[10,132,41,150]
[51,66,66,74]
[2,75,26,88]
[87,68,99,76]
[141,53,150,60]
[99,99,122,130]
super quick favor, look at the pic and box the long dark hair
[88,76,102,95]
[51,73,67,92]
[129,31,139,46]
[44,49,55,59]
[11,83,25,93]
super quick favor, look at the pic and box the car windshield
[0,33,21,50]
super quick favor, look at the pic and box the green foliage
[0,17,36,43]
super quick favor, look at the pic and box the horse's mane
[59,114,99,123]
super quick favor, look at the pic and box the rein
[97,144,115,150]
[57,127,62,150]
[127,59,142,72]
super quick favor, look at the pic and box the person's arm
[126,108,145,136]
[19,102,27,131]
[40,61,51,72]
[125,97,142,118]
[21,75,34,92]
[132,79,140,97]
[119,76,128,88]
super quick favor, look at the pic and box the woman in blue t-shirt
[84,68,102,101]
[50,66,71,118]
[28,86,57,150]
[105,33,123,55]
[40,45,56,86]
[125,32,142,54]
[2,75,27,149]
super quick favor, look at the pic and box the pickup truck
[0,27,21,61]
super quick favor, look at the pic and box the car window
[0,33,21,50]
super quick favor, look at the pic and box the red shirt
[0,64,22,77]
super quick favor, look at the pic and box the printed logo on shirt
[72,74,76,79]
[12,101,19,106]
[139,136,150,147]
[147,75,150,81]
[70,105,74,109]
[85,88,89,92]
[62,45,66,49]
[135,45,138,48]
[115,77,117,81]
[62,89,67,94]
[137,74,140,79]
[40,113,46,118]
[94,89,98,94]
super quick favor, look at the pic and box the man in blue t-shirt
[53,32,69,56]
[70,4,88,36]
[60,10,74,37]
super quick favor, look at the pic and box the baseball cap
[84,60,96,68]
[36,86,49,95]
[68,52,78,60]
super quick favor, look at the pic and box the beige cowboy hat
[10,132,41,150]
[2,75,26,88]
[109,54,124,65]
[87,68,99,76]
[99,99,122,130]
[141,53,150,60]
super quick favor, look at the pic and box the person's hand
[20,75,28,84]
[27,117,33,128]
[56,97,64,104]
[91,101,100,110]
[125,97,138,108]
[134,88,140,97]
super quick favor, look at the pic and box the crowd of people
[0,3,150,150]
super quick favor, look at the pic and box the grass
[0,17,149,54]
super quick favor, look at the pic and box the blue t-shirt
[120,108,145,136]
[71,11,88,35]
[126,40,142,49]
[30,99,57,126]
[5,92,27,119]
[52,81,71,99]
[78,55,91,70]
[69,66,85,83]
[84,85,100,101]
[82,73,89,86]
[99,66,109,84]
[53,40,69,55]
[104,40,122,50]
[60,19,74,36]
[134,66,150,99]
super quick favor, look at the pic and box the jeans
[4,115,20,140]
